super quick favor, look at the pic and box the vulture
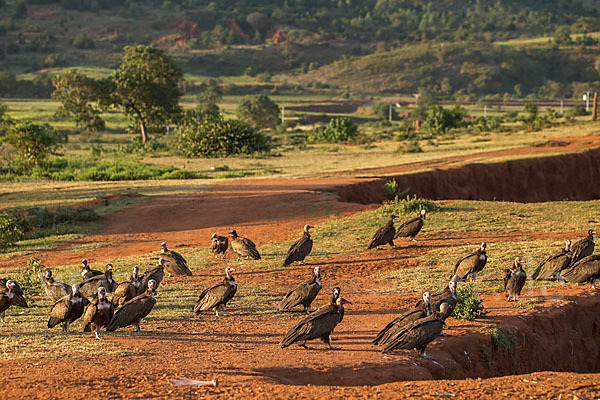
[427,278,461,336]
[83,287,114,339]
[112,266,143,307]
[568,230,595,267]
[379,303,450,356]
[531,240,572,281]
[367,215,398,249]
[503,257,527,301]
[453,242,487,282]
[280,296,352,350]
[279,266,322,312]
[193,266,237,316]
[43,270,71,302]
[328,286,343,341]
[562,254,600,289]
[106,279,157,332]
[79,264,118,300]
[0,280,28,322]
[394,209,427,241]
[229,230,261,260]
[160,242,193,276]
[211,234,228,259]
[47,285,89,332]
[81,259,103,281]
[141,258,167,290]
[373,292,432,347]
[283,225,314,266]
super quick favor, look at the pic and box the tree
[236,95,280,129]
[0,99,12,135]
[109,45,183,143]
[3,122,66,165]
[553,26,573,46]
[425,105,466,135]
[308,117,358,143]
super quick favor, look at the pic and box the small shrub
[3,122,66,165]
[451,286,487,321]
[479,325,518,355]
[382,194,439,215]
[308,117,358,143]
[383,179,399,200]
[0,214,24,251]
[71,32,94,48]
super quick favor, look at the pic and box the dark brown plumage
[211,234,228,259]
[531,240,572,281]
[279,266,322,312]
[229,230,261,260]
[80,259,103,281]
[79,264,118,300]
[379,303,449,356]
[106,280,157,332]
[394,209,427,241]
[82,287,114,339]
[160,242,193,276]
[43,270,71,302]
[453,242,487,282]
[280,296,352,350]
[283,225,314,266]
[562,254,600,289]
[141,259,167,291]
[0,280,28,322]
[367,215,398,249]
[112,266,143,307]
[47,285,90,332]
[503,257,527,301]
[373,292,432,347]
[568,230,595,267]
[193,267,237,316]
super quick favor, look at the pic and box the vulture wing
[373,308,427,345]
[531,252,570,280]
[112,281,134,307]
[394,217,423,239]
[562,255,600,283]
[193,283,236,313]
[368,225,395,249]
[106,294,156,332]
[280,306,341,348]
[283,236,313,266]
[141,266,164,290]
[162,250,193,276]
[380,316,444,353]
[279,279,320,310]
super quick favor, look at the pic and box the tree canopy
[236,95,280,130]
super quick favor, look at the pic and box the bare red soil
[1,140,600,399]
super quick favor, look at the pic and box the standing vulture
[79,264,118,300]
[81,259,103,281]
[531,240,572,281]
[283,225,314,266]
[47,285,89,332]
[503,257,527,301]
[193,267,237,316]
[379,303,450,356]
[160,242,193,276]
[568,230,595,267]
[112,266,143,307]
[229,230,261,260]
[367,215,398,249]
[0,280,28,322]
[562,254,600,289]
[394,209,427,242]
[279,266,322,312]
[453,242,487,282]
[106,280,157,332]
[280,296,352,350]
[373,292,432,347]
[43,270,71,302]
[211,234,228,259]
[83,287,114,339]
[141,258,167,290]
[328,286,343,341]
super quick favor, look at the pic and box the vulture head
[228,230,238,237]
[303,225,314,233]
[589,230,596,238]
[438,302,451,319]
[420,209,427,219]
[514,257,523,267]
[390,214,399,220]
[106,264,113,271]
[132,266,139,277]
[160,242,168,252]
[225,266,235,279]
[5,280,16,292]
[480,242,487,252]
[71,284,80,295]
[422,291,431,305]
[158,258,170,266]
[147,279,157,291]
[565,240,572,251]
[81,259,89,268]
[332,287,341,297]
[313,266,321,278]
[448,280,459,296]
[44,270,52,279]
[97,287,107,300]
[211,233,217,240]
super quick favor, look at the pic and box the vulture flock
[1,211,598,361]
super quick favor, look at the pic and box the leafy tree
[108,45,183,143]
[3,122,66,165]
[71,32,95,48]
[308,117,358,143]
[553,26,573,46]
[236,95,280,129]
[425,105,466,135]
[371,102,397,120]
[0,99,12,134]
[192,79,222,118]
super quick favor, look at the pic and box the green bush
[451,286,487,321]
[177,114,270,158]
[308,117,358,143]
[425,105,466,136]
[3,122,66,165]
[71,32,94,48]
[236,95,280,129]
[382,194,439,215]
[0,214,24,250]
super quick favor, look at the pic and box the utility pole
[560,100,563,115]
[281,105,285,123]
[593,92,598,121]
[389,103,392,122]
[584,91,590,113]
[484,104,487,118]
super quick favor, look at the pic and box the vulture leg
[322,334,338,350]
[592,279,597,290]
[94,326,101,340]
[220,304,227,316]
[215,308,220,317]
[557,273,566,283]
[299,341,309,349]
[420,350,431,360]
[303,306,309,314]
[411,237,417,242]
[135,322,141,332]
[1,311,4,323]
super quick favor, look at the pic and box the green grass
[495,32,600,47]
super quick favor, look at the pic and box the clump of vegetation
[451,286,487,321]
[382,194,440,214]
[0,214,24,250]
[508,298,543,309]
[425,105,466,136]
[308,117,358,143]
[2,122,66,165]
[479,324,519,355]
[236,94,280,129]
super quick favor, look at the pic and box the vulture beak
[340,298,352,305]
[45,271,51,278]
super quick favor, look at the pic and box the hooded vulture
[531,240,572,281]
[503,257,527,301]
[83,287,114,339]
[0,280,28,322]
[79,264,118,300]
[211,234,228,259]
[367,215,398,249]
[112,266,143,307]
[141,258,167,290]
[106,279,157,332]
[373,292,432,347]
[229,230,261,260]
[160,242,193,276]
[43,270,71,302]
[562,254,600,289]
[379,303,449,356]
[394,209,427,241]
[193,267,237,316]
[328,286,343,341]
[279,266,322,312]
[80,259,103,281]
[48,285,89,332]
[568,230,595,267]
[283,225,314,266]
[453,242,487,282]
